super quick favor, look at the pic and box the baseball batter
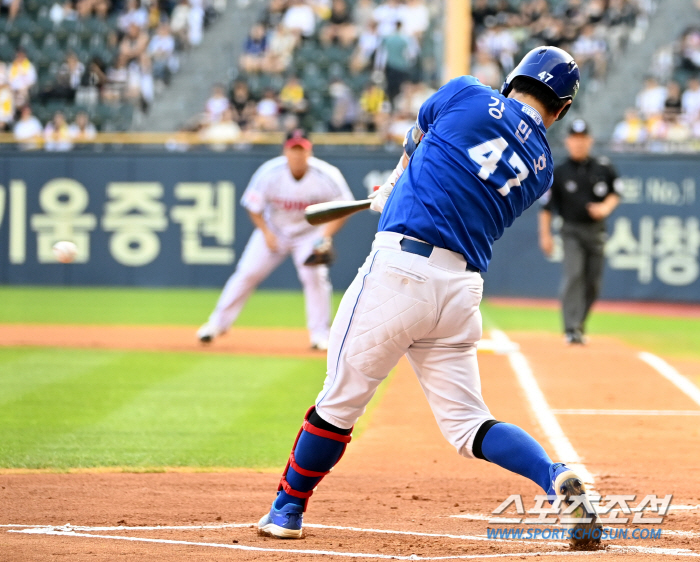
[258,48,601,549]
[197,129,354,350]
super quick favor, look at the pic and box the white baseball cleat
[311,339,328,351]
[197,323,222,344]
[549,463,602,550]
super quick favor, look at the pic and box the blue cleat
[257,501,304,539]
[548,463,602,550]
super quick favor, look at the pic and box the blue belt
[399,238,480,273]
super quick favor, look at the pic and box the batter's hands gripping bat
[305,199,372,225]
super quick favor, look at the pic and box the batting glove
[369,158,405,213]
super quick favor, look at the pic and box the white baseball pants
[206,228,332,344]
[315,231,493,458]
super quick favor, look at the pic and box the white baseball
[52,241,78,264]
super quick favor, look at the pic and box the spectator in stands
[373,0,403,37]
[320,0,357,48]
[44,111,73,152]
[8,48,37,109]
[118,0,149,34]
[13,105,43,150]
[635,77,667,119]
[199,107,241,150]
[0,67,13,131]
[352,0,374,31]
[279,76,308,118]
[205,83,230,124]
[571,24,607,84]
[680,27,700,72]
[283,0,316,40]
[137,53,155,111]
[120,22,150,66]
[664,81,682,116]
[265,22,298,74]
[148,21,178,87]
[187,0,205,47]
[400,0,430,42]
[258,0,287,30]
[49,0,77,24]
[400,79,435,116]
[38,51,84,104]
[328,77,356,132]
[229,80,256,129]
[476,22,518,75]
[75,0,109,20]
[358,80,386,133]
[471,49,502,89]
[240,23,268,74]
[611,108,647,148]
[254,88,280,131]
[376,21,415,107]
[77,56,108,107]
[682,78,700,121]
[170,0,191,49]
[103,56,129,103]
[350,19,380,74]
[648,109,691,144]
[1,0,21,22]
[69,110,97,142]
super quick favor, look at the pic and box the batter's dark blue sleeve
[417,76,481,134]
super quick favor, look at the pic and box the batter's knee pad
[279,406,353,511]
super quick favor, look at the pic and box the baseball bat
[305,199,372,225]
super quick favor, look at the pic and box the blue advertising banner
[485,153,700,302]
[1,149,698,302]
[0,147,394,290]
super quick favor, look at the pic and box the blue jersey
[378,76,554,272]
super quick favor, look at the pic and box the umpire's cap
[284,129,312,150]
[568,118,590,136]
[501,46,580,120]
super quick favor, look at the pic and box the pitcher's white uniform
[201,155,354,346]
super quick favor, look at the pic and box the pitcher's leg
[291,233,332,347]
[208,229,287,332]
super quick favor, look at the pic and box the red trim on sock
[280,477,314,499]
[290,452,328,478]
[302,420,353,443]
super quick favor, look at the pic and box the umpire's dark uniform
[541,119,620,343]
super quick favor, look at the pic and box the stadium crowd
[188,0,656,146]
[0,0,221,147]
[0,0,664,150]
[612,2,700,151]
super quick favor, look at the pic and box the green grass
[2,286,699,470]
[0,286,330,327]
[481,301,700,360]
[0,348,326,469]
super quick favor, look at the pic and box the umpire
[539,118,621,344]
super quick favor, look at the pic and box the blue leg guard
[474,421,553,493]
[275,407,352,511]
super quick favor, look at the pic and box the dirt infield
[2,326,700,561]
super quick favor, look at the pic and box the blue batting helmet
[501,46,580,120]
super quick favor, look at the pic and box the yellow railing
[0,131,388,146]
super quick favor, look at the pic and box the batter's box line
[5,523,700,558]
[2,527,614,560]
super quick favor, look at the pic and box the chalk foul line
[489,330,595,489]
[638,352,700,408]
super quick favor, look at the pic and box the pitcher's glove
[304,236,335,266]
